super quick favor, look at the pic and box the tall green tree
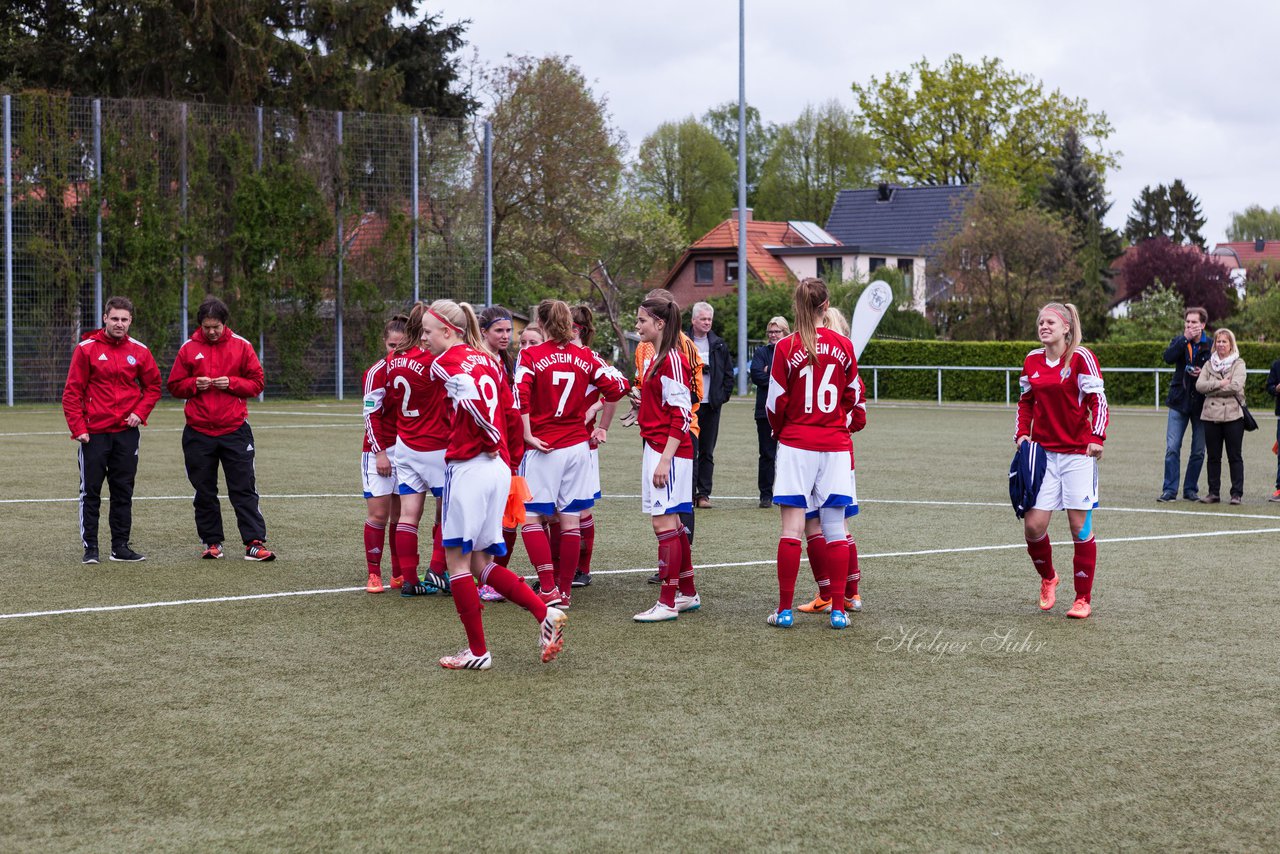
[632,118,736,242]
[0,1,475,116]
[754,100,877,223]
[1124,180,1207,248]
[700,101,773,207]
[1226,205,1280,241]
[852,54,1115,198]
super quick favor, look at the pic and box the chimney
[1256,238,1266,253]
[877,183,894,202]
[731,208,753,223]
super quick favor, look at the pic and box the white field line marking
[0,493,356,505]
[0,423,354,438]
[3,526,1279,622]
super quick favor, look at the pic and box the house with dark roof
[824,183,973,312]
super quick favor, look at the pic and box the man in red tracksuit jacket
[166,296,276,561]
[62,296,162,564]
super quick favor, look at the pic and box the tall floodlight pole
[4,95,12,406]
[484,120,493,306]
[736,0,748,396]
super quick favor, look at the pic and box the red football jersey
[384,346,450,452]
[515,341,630,449]
[638,349,694,459]
[766,328,861,452]
[361,358,396,453]
[431,343,521,463]
[1016,347,1108,454]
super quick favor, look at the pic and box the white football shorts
[640,444,693,517]
[588,446,602,500]
[773,444,854,511]
[1033,450,1099,512]
[361,449,397,499]
[519,441,595,516]
[441,454,512,556]
[394,439,446,497]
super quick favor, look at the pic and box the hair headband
[428,308,465,334]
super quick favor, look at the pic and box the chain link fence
[2,93,485,403]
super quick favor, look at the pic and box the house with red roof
[1211,239,1280,286]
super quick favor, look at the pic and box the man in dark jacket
[1266,356,1280,502]
[1160,307,1212,502]
[750,318,788,507]
[687,302,735,508]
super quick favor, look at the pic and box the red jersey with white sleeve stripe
[360,358,395,453]
[638,349,694,459]
[431,343,522,464]
[384,346,450,452]
[1016,346,1108,454]
[766,328,861,452]
[515,341,630,449]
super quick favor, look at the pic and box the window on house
[694,260,714,284]
[869,257,886,272]
[725,260,739,282]
[816,257,842,280]
[897,258,914,282]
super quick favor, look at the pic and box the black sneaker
[1156,493,1176,503]
[422,570,452,595]
[647,572,661,585]
[1183,493,1200,502]
[83,546,100,565]
[400,580,439,597]
[759,496,773,508]
[572,570,592,588]
[110,545,146,562]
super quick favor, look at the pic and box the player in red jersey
[796,305,868,616]
[1016,302,1108,619]
[359,315,408,593]
[765,279,862,630]
[384,304,451,596]
[568,304,619,589]
[493,324,545,570]
[632,294,699,622]
[516,300,629,607]
[422,300,567,671]
[475,305,518,600]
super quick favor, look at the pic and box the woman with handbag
[1196,328,1247,505]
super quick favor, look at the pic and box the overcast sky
[437,0,1276,244]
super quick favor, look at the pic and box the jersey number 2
[393,376,420,418]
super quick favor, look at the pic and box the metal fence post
[411,115,420,304]
[256,106,265,402]
[1005,369,1010,406]
[1154,373,1160,410]
[335,110,344,400]
[180,103,188,340]
[873,368,878,402]
[93,99,102,323]
[483,120,492,307]
[937,368,943,405]
[4,95,12,406]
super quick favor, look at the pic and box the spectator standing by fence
[167,296,276,561]
[61,296,162,564]
[750,317,789,508]
[1268,356,1280,503]
[1195,328,1247,506]
[1160,308,1212,502]
[687,302,734,509]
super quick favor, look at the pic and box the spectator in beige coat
[1195,328,1247,504]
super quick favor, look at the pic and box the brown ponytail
[428,299,487,351]
[641,295,683,380]
[570,304,595,349]
[537,299,574,345]
[794,277,829,365]
[398,303,427,354]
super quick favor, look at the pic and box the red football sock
[429,522,446,575]
[388,521,402,578]
[522,523,556,590]
[1072,536,1097,602]
[548,519,562,575]
[494,526,518,568]
[448,572,487,657]
[579,515,595,574]
[481,562,548,621]
[395,523,420,584]
[657,528,681,607]
[777,536,802,612]
[363,520,386,574]
[1025,532,1054,581]
[557,527,581,594]
[845,536,861,599]
[824,536,849,613]
[677,527,696,596]
[806,533,831,596]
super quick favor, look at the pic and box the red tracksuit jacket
[62,329,162,437]
[166,328,265,436]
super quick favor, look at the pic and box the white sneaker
[439,648,492,670]
[633,602,679,622]
[540,607,568,663]
[674,592,701,612]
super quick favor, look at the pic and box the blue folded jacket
[1009,440,1046,520]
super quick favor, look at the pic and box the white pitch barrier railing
[860,365,1273,409]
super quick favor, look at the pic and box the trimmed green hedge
[858,340,1280,408]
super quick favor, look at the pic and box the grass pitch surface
[1,398,1277,851]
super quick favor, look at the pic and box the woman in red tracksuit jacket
[166,296,276,562]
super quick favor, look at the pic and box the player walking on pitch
[421,300,566,671]
[1016,302,1108,619]
[766,279,864,629]
[359,315,408,593]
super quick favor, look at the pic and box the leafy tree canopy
[1118,236,1233,320]
[700,101,773,208]
[1124,180,1207,248]
[1226,204,1280,242]
[632,118,736,242]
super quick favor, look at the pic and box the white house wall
[778,253,927,313]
